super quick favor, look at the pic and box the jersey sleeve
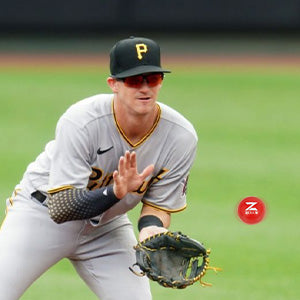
[48,117,92,192]
[142,134,197,212]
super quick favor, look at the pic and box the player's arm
[137,132,198,241]
[48,151,154,224]
[138,204,170,242]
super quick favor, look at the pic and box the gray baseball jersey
[0,94,197,299]
[22,94,198,224]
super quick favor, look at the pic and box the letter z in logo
[237,196,266,224]
[97,146,114,155]
[245,202,258,214]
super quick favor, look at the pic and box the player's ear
[107,77,119,92]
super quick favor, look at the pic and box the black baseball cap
[110,36,171,78]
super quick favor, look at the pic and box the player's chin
[134,101,156,115]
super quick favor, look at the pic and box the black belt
[31,191,47,204]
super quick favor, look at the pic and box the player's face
[107,73,163,116]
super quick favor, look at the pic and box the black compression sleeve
[48,185,120,224]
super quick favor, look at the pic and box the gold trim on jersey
[48,185,74,194]
[8,188,20,207]
[14,188,21,197]
[0,188,20,231]
[0,205,10,231]
[0,213,7,231]
[112,100,161,148]
[142,200,187,213]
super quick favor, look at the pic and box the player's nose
[139,80,151,91]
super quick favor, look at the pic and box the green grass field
[0,61,299,299]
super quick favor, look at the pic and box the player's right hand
[113,151,154,199]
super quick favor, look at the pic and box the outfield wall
[1,0,300,33]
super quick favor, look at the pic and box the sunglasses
[118,73,164,88]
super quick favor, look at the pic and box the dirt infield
[0,53,300,69]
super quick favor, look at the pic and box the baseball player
[0,37,198,299]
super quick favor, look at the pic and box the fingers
[118,156,125,177]
[140,164,154,180]
[125,151,131,170]
[113,170,123,199]
[123,151,137,168]
[114,151,154,199]
[129,151,137,169]
[119,151,136,171]
[112,170,119,184]
[117,150,154,178]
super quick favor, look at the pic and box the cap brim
[113,65,171,78]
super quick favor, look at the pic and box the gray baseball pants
[0,187,151,300]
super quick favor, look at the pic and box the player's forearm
[138,205,171,241]
[47,186,120,224]
[139,204,171,228]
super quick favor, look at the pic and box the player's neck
[114,102,160,145]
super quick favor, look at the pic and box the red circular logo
[237,197,266,224]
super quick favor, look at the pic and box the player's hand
[113,151,154,199]
[138,226,168,242]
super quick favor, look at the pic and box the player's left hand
[131,231,222,289]
[113,151,154,199]
[139,225,168,242]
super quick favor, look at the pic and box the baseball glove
[130,231,221,289]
